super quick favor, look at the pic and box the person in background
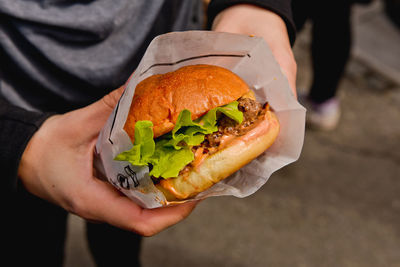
[384,0,400,28]
[292,0,371,131]
[1,1,297,266]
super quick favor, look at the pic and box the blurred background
[64,1,400,266]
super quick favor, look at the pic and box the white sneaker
[300,96,341,131]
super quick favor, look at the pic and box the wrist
[17,115,59,198]
[213,5,289,42]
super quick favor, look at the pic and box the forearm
[0,97,51,192]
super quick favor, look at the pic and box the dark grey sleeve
[0,96,51,192]
[207,0,296,45]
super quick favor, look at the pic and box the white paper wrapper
[94,31,306,209]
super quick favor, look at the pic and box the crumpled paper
[94,31,306,209]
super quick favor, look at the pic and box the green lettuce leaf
[197,101,243,128]
[115,101,243,178]
[114,120,154,166]
[149,140,194,178]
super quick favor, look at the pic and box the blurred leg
[4,186,68,267]
[384,0,400,28]
[291,0,311,32]
[309,1,352,103]
[86,222,142,267]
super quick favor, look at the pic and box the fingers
[78,178,198,236]
[137,201,198,236]
[273,50,298,97]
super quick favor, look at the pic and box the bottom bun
[156,110,280,201]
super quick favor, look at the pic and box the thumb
[75,86,125,134]
[88,85,125,115]
[100,86,125,111]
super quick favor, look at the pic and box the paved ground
[63,1,400,266]
[353,1,400,85]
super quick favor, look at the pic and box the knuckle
[137,224,158,237]
[64,198,83,215]
[129,218,160,237]
[63,194,91,219]
[102,86,124,110]
[101,94,116,110]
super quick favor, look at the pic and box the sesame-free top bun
[124,64,250,142]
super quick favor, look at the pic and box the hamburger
[115,64,280,201]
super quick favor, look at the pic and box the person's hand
[17,87,199,236]
[212,4,297,97]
